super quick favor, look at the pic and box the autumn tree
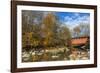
[42,13,59,47]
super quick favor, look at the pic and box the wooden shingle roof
[71,37,89,45]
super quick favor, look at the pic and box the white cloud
[64,16,73,21]
[64,13,90,29]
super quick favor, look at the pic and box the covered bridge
[71,36,89,50]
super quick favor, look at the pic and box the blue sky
[55,12,90,29]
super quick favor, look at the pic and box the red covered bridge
[71,37,89,49]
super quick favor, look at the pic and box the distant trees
[73,26,80,37]
[79,23,90,36]
[22,11,72,50]
[72,23,90,37]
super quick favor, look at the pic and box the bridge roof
[71,37,89,45]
